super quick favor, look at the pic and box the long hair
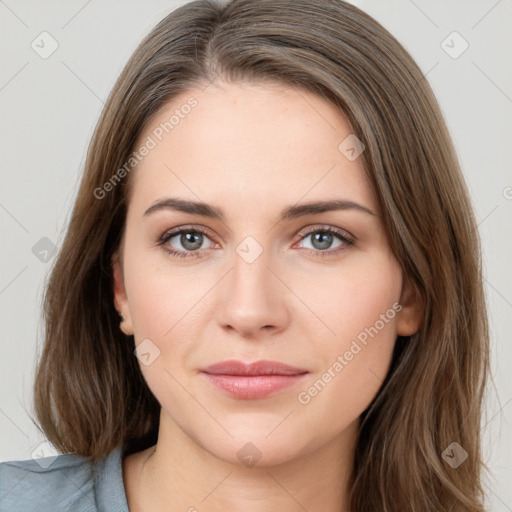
[33,1,490,510]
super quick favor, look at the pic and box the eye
[157,224,355,260]
[294,225,354,257]
[157,226,217,259]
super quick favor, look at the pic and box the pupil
[313,232,332,250]
[182,232,202,250]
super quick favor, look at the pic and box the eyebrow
[144,197,376,220]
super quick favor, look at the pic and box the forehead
[127,81,376,218]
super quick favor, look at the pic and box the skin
[112,80,423,512]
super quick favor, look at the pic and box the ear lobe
[111,253,134,335]
[396,276,424,337]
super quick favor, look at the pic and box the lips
[199,360,309,399]
[200,359,308,376]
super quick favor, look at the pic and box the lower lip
[201,372,308,399]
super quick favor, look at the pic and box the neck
[124,410,359,512]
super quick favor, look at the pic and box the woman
[0,0,489,511]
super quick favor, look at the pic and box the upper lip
[200,360,309,376]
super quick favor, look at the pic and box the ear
[396,275,424,336]
[112,252,134,336]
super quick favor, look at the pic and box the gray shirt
[0,444,129,512]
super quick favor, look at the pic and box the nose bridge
[216,234,288,335]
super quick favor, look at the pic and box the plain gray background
[1,0,511,509]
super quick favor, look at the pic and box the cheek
[294,255,402,430]
[123,244,213,337]
[299,251,402,347]
[295,325,396,442]
[122,248,220,399]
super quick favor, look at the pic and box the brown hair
[33,1,490,510]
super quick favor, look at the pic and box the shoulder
[0,445,127,512]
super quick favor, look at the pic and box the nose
[215,242,290,338]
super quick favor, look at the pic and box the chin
[194,425,314,468]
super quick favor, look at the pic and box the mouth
[199,360,309,399]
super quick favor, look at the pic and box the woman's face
[113,80,422,466]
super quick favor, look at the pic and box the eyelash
[156,224,355,260]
